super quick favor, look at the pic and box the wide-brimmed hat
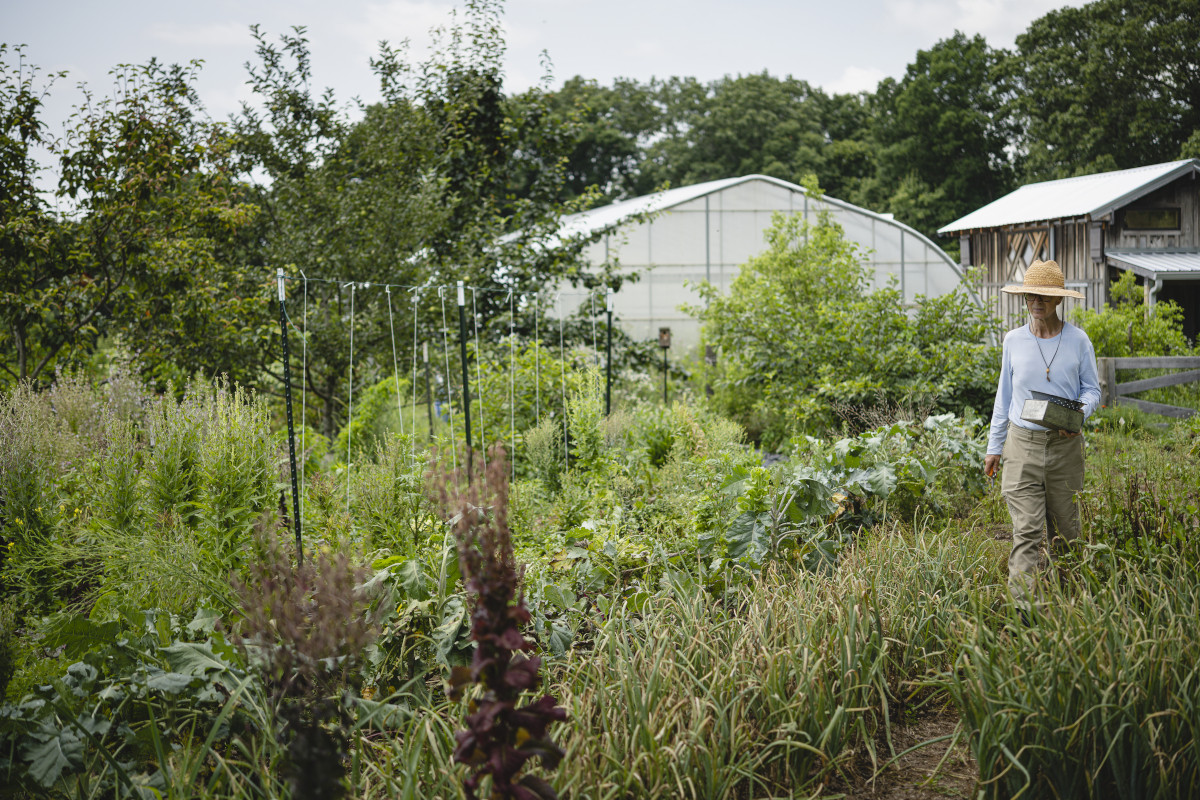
[1001,259,1085,299]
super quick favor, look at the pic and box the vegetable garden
[2,350,1199,798]
[5,3,1200,792]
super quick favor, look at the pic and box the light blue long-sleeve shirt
[987,321,1101,455]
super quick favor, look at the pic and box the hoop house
[560,175,965,348]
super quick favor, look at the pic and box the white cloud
[146,21,248,48]
[884,0,1084,48]
[826,65,888,95]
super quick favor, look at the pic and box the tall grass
[538,520,1003,799]
[950,564,1200,799]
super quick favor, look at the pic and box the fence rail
[1098,356,1200,418]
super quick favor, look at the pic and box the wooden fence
[1098,356,1200,418]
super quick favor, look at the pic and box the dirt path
[824,708,977,799]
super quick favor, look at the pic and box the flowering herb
[437,447,567,800]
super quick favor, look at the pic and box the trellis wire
[558,292,568,472]
[276,273,612,488]
[439,287,457,472]
[471,287,487,477]
[345,282,357,515]
[410,294,420,461]
[589,289,599,360]
[508,290,516,482]
[385,287,405,437]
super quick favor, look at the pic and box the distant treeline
[513,0,1200,241]
[2,0,1197,422]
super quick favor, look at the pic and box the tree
[0,47,267,389]
[644,73,828,190]
[1012,0,1200,179]
[235,2,606,437]
[869,32,1017,239]
[509,76,660,205]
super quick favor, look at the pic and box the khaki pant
[1000,423,1085,605]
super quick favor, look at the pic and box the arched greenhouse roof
[561,175,965,348]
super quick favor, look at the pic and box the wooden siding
[964,221,1105,328]
[1107,175,1200,250]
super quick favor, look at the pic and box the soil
[822,708,977,800]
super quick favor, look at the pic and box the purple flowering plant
[436,446,567,800]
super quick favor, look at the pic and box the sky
[7,0,1085,142]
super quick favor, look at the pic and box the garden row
[1,370,1199,798]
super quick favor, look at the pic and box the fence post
[605,288,613,416]
[457,281,473,480]
[1099,357,1116,407]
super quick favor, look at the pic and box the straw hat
[1001,259,1085,298]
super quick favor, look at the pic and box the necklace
[1031,320,1064,381]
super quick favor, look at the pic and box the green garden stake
[277,267,303,564]
[457,280,473,481]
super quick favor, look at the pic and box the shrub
[691,192,999,447]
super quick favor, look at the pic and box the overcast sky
[9,0,1084,139]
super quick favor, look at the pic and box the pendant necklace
[1032,320,1064,381]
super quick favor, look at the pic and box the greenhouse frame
[559,175,966,349]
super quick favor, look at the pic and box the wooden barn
[939,159,1200,341]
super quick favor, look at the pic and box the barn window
[1124,208,1181,230]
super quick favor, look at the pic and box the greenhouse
[559,175,966,349]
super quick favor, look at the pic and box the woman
[984,259,1101,612]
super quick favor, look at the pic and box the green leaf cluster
[693,203,999,448]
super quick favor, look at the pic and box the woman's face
[1025,293,1062,320]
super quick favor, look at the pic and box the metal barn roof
[939,159,1200,235]
[1107,250,1200,281]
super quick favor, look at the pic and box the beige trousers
[1000,423,1085,604]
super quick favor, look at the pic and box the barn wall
[963,221,1104,328]
[1107,175,1200,250]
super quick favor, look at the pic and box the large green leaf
[22,729,83,788]
[41,617,122,661]
[143,670,198,695]
[724,511,771,566]
[161,642,234,677]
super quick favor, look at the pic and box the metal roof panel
[1107,250,1200,279]
[939,160,1200,234]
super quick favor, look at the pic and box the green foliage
[952,567,1200,799]
[0,376,280,621]
[1011,0,1200,180]
[0,599,15,699]
[700,413,988,574]
[1073,271,1198,412]
[0,47,270,391]
[237,5,602,439]
[0,605,252,797]
[1073,271,1192,357]
[231,533,376,800]
[868,32,1018,239]
[352,433,435,556]
[472,339,592,465]
[693,204,999,448]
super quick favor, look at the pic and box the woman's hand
[1058,430,1082,438]
[984,454,1001,477]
